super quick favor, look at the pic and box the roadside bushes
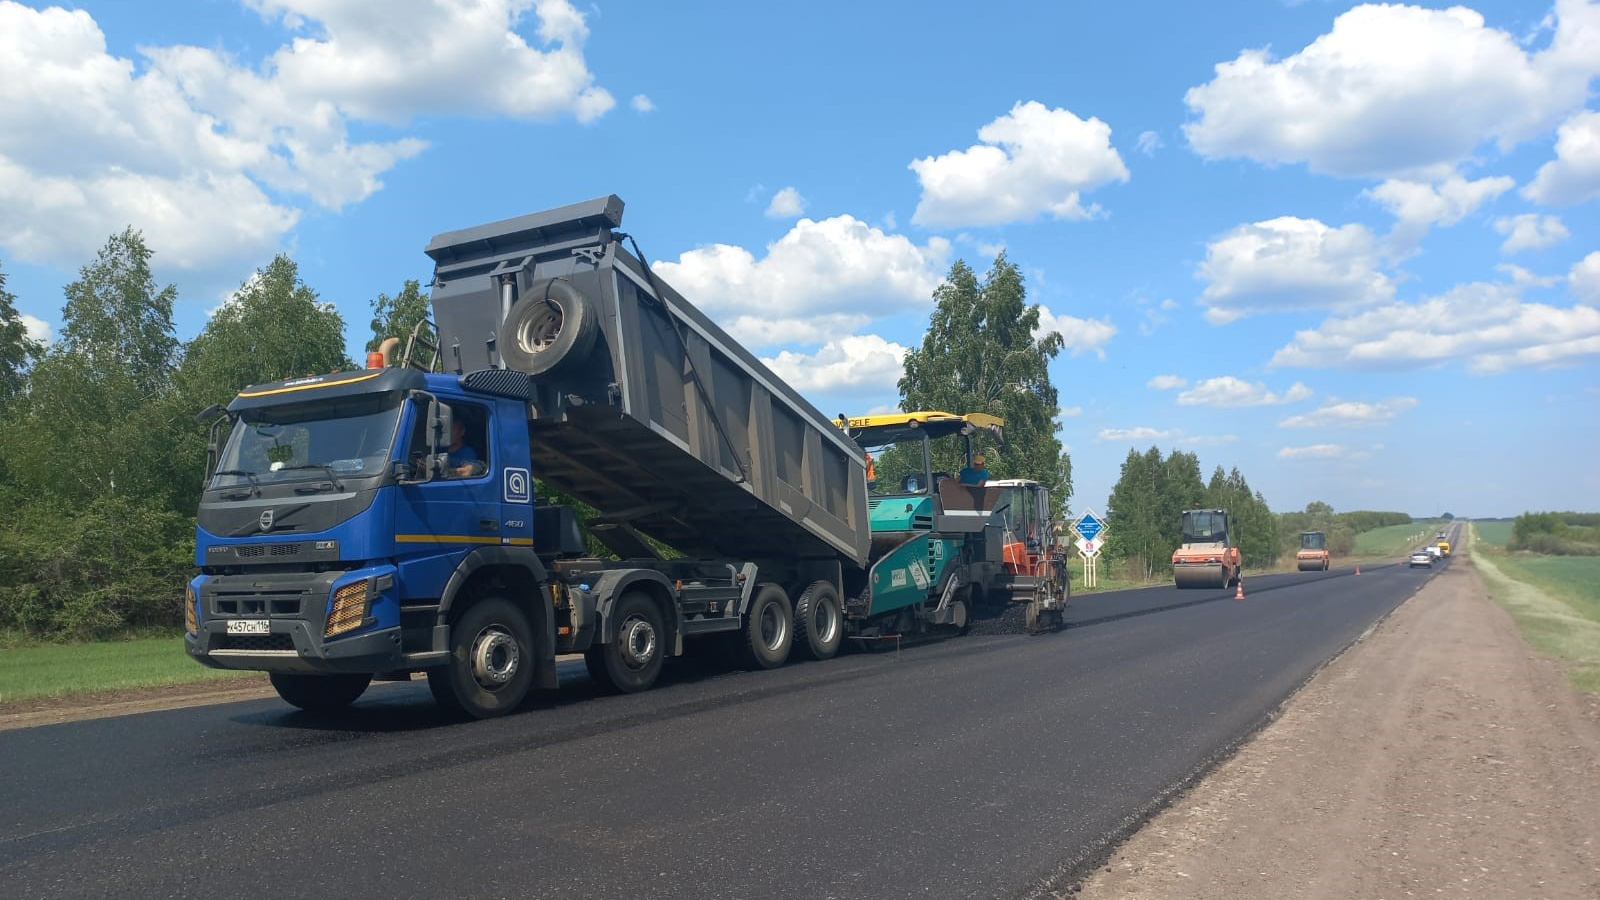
[0,494,192,638]
[1510,511,1600,556]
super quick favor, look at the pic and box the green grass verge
[0,634,257,704]
[1469,525,1600,695]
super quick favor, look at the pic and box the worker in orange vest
[865,454,876,491]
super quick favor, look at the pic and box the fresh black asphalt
[0,559,1441,899]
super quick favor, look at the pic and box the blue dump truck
[185,196,1040,719]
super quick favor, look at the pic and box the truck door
[394,399,505,592]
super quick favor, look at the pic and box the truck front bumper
[187,621,404,674]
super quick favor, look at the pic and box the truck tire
[792,580,843,661]
[269,673,371,712]
[427,596,536,719]
[584,591,667,694]
[499,278,599,376]
[738,583,793,670]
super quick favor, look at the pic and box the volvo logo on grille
[259,508,275,532]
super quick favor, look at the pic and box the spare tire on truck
[498,277,599,376]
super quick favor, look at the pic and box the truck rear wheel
[499,278,599,376]
[269,673,371,712]
[428,597,535,719]
[739,583,793,669]
[585,591,667,693]
[792,581,843,661]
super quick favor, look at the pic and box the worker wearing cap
[958,453,990,485]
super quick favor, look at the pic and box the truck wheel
[792,581,843,661]
[427,597,535,719]
[585,591,667,693]
[269,673,371,712]
[499,278,599,376]
[739,583,793,669]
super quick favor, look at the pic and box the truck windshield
[1181,511,1228,544]
[213,393,403,488]
[1301,532,1326,550]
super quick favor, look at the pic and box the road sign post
[1072,510,1107,588]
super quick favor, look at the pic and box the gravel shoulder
[1070,554,1600,900]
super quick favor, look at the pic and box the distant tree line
[1509,512,1600,556]
[0,230,428,638]
[1101,446,1412,581]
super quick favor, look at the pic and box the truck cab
[187,366,568,717]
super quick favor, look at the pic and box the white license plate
[226,619,270,635]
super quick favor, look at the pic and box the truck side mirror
[427,400,454,478]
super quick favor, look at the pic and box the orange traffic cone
[1356,565,1361,576]
[1234,580,1245,601]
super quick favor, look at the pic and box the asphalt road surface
[0,559,1442,899]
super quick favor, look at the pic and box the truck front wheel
[584,591,666,694]
[428,597,536,719]
[269,673,372,713]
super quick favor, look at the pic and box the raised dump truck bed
[424,196,870,569]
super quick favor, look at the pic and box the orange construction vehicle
[988,478,1069,632]
[1296,531,1331,571]
[1172,508,1242,589]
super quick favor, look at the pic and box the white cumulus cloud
[1278,444,1350,459]
[1270,281,1600,372]
[1184,0,1600,178]
[0,0,610,275]
[1035,305,1116,358]
[910,101,1129,227]
[1524,108,1600,205]
[1097,426,1175,442]
[1366,175,1514,245]
[765,187,807,219]
[1279,398,1419,428]
[1136,130,1163,155]
[1176,376,1313,407]
[1494,214,1570,253]
[1572,251,1600,303]
[631,94,655,113]
[1197,217,1394,324]
[652,215,950,350]
[762,334,908,395]
[20,313,51,345]
[1147,374,1187,390]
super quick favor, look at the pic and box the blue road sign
[1074,512,1103,542]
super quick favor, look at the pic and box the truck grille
[215,633,295,652]
[212,594,305,616]
[235,543,303,558]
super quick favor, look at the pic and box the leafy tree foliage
[367,278,432,354]
[1202,466,1280,567]
[1104,447,1206,579]
[58,228,178,397]
[888,255,1071,503]
[1509,511,1600,555]
[178,255,352,411]
[0,261,43,404]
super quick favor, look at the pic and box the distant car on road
[1409,549,1434,568]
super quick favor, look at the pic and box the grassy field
[1351,521,1444,558]
[1469,523,1600,694]
[0,634,257,703]
[1470,520,1514,546]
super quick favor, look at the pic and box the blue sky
[2,0,1597,519]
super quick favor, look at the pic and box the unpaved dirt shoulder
[1070,555,1600,900]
